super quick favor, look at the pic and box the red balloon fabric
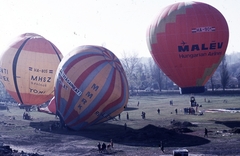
[146,2,229,94]
[38,97,56,115]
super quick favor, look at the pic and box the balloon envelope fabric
[0,33,63,105]
[146,2,229,94]
[38,96,56,115]
[55,45,129,130]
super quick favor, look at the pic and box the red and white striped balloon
[55,45,129,130]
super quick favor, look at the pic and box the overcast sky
[0,0,239,58]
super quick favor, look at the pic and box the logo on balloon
[178,41,224,52]
[59,69,82,96]
[30,75,51,82]
[178,41,224,59]
[192,26,216,33]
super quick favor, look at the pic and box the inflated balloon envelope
[38,96,57,115]
[0,33,63,105]
[146,1,229,94]
[55,45,129,130]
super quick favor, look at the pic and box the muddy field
[0,94,240,156]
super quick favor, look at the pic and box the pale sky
[0,0,239,58]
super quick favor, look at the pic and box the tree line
[120,52,240,93]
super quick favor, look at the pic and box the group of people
[125,111,148,120]
[23,112,31,120]
[97,139,113,153]
[124,108,163,121]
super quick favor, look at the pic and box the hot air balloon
[55,45,129,130]
[146,2,229,94]
[0,33,63,105]
[38,96,57,115]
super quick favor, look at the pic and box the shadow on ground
[123,107,139,111]
[30,121,210,148]
[214,120,240,128]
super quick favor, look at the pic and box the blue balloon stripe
[68,66,113,127]
[55,45,129,130]
[70,67,125,129]
[61,57,106,117]
[62,48,103,72]
[67,63,115,126]
[62,60,110,122]
[68,66,116,128]
[89,73,127,125]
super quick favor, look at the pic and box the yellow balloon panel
[0,33,63,105]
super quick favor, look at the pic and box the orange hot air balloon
[146,2,229,94]
[0,33,63,105]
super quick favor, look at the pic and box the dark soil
[1,99,240,156]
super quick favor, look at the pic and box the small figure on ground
[107,144,111,153]
[49,124,52,131]
[110,139,113,148]
[97,142,102,153]
[23,112,31,120]
[196,104,199,113]
[141,111,146,119]
[127,112,129,120]
[157,108,160,114]
[204,128,208,137]
[190,96,195,103]
[106,139,114,153]
[170,100,173,106]
[159,141,165,153]
[175,108,178,114]
[137,101,140,107]
[102,142,107,153]
[6,106,10,112]
[190,95,197,107]
[23,112,26,119]
[118,113,121,120]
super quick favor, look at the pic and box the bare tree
[120,51,141,91]
[220,56,230,91]
[208,71,219,91]
[229,62,240,88]
[148,58,164,92]
[210,77,214,91]
[135,62,145,89]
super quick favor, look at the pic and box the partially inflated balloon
[0,33,63,105]
[38,97,56,115]
[55,45,129,130]
[146,2,229,94]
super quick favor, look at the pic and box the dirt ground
[0,94,240,156]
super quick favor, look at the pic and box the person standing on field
[204,128,208,137]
